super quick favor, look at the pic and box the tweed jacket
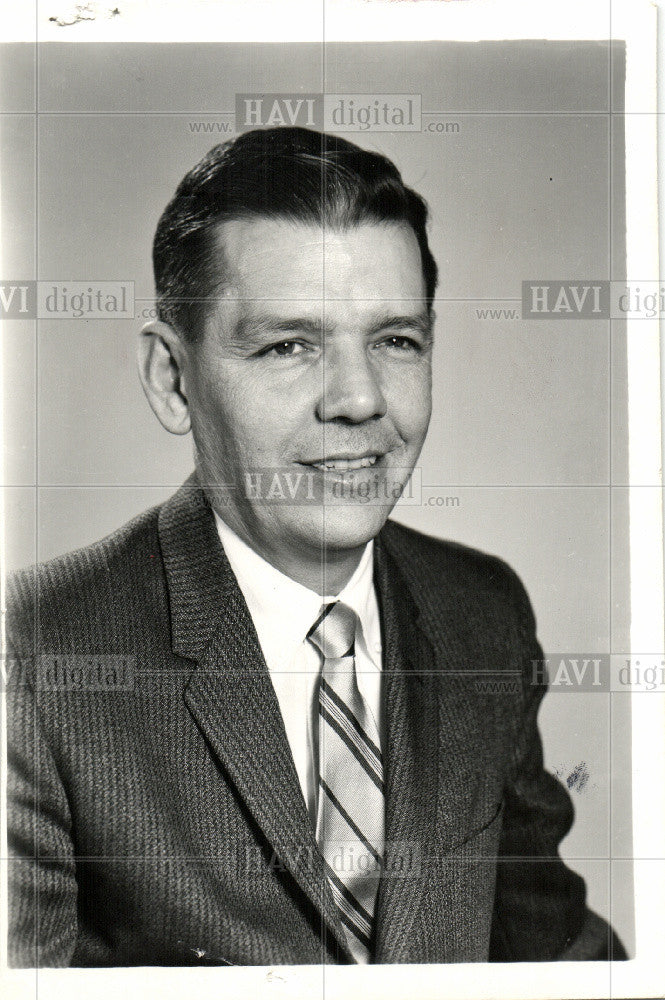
[5,475,625,966]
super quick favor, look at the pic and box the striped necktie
[307,601,385,963]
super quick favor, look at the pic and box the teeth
[313,456,378,471]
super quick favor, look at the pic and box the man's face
[182,216,432,576]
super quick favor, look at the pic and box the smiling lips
[304,454,382,472]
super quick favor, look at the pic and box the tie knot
[307,602,357,660]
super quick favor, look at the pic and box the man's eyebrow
[235,314,328,339]
[233,310,433,341]
[366,312,433,339]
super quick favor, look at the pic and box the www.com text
[475,307,520,320]
[187,120,460,137]
[423,121,460,133]
[189,121,235,134]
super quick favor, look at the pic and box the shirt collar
[213,512,376,668]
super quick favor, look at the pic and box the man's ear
[137,320,191,435]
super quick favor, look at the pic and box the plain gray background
[1,40,633,952]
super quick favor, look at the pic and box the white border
[1,1,662,998]
[0,0,644,45]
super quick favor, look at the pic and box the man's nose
[315,342,388,423]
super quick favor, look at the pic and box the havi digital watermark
[0,280,134,320]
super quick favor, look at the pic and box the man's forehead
[210,216,426,296]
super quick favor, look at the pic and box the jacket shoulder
[381,518,523,590]
[6,504,165,654]
[380,518,535,629]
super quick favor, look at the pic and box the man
[6,127,625,966]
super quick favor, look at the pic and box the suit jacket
[5,474,626,966]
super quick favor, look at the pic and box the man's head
[139,127,438,590]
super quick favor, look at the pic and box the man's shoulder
[381,517,519,584]
[6,502,165,650]
[380,518,532,617]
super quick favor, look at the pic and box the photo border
[0,2,661,998]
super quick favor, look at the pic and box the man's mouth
[302,454,382,472]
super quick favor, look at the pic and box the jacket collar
[158,473,243,663]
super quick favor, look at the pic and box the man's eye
[378,335,422,353]
[262,340,306,357]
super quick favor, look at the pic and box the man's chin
[292,502,396,553]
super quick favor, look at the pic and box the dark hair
[152,126,438,342]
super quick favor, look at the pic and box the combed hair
[152,126,438,341]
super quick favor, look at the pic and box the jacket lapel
[372,536,439,962]
[374,526,501,963]
[157,475,351,961]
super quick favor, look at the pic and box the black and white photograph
[1,2,662,998]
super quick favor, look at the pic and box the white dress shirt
[214,513,383,827]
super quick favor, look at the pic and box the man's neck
[213,514,370,596]
[263,546,367,596]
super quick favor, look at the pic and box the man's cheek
[388,389,431,439]
[406,378,432,436]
